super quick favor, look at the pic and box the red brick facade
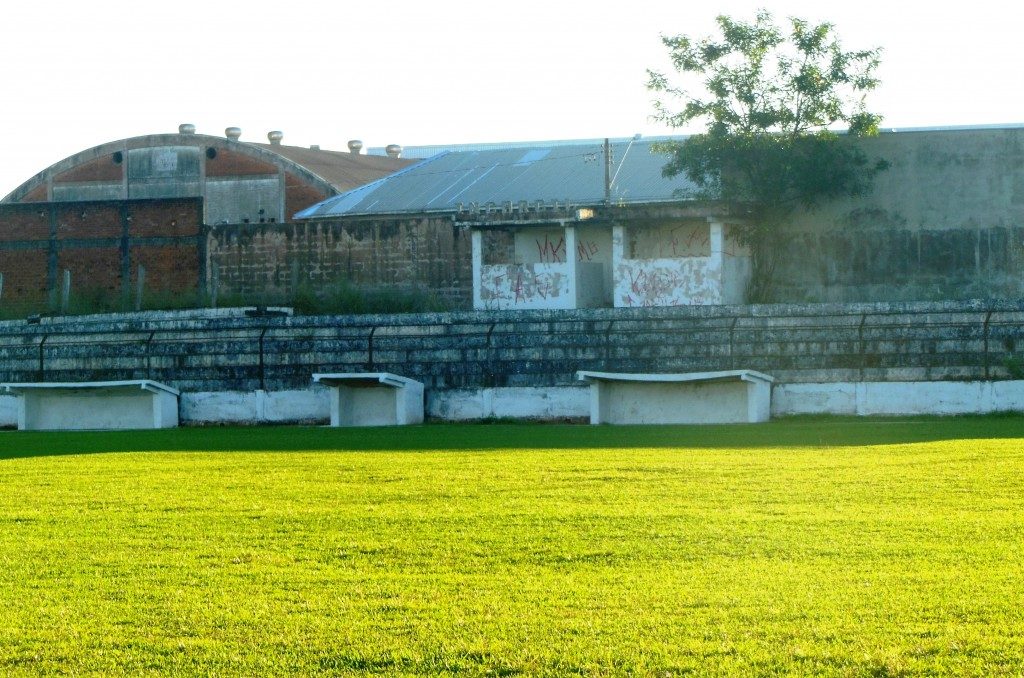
[0,198,202,311]
[284,173,330,221]
[205,148,278,177]
[54,154,124,183]
[0,250,48,300]
[55,204,121,240]
[0,204,50,241]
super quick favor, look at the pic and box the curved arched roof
[2,131,411,204]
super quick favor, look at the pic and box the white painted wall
[428,386,589,421]
[771,380,1024,416]
[0,395,17,428]
[612,222,725,308]
[614,257,723,307]
[4,381,1024,429]
[179,389,329,425]
[330,381,424,426]
[627,222,711,258]
[590,379,766,425]
[17,388,178,431]
[514,228,569,264]
[477,262,574,310]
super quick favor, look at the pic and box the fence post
[210,264,219,309]
[60,270,71,314]
[135,265,146,312]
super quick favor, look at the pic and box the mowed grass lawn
[1,419,1023,676]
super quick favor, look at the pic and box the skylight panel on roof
[513,149,551,166]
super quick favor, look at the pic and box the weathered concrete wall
[0,300,1021,396]
[612,221,750,307]
[207,217,472,305]
[615,257,722,307]
[776,127,1024,301]
[479,263,574,310]
[476,226,612,309]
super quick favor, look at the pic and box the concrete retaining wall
[5,379,1024,427]
[0,300,1022,425]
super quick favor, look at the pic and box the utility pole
[604,138,612,206]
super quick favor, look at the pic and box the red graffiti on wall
[537,235,601,262]
[536,235,566,263]
[577,240,600,261]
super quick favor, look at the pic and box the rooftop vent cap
[179,123,196,135]
[347,139,363,155]
[385,144,402,159]
[225,126,242,140]
[268,130,284,145]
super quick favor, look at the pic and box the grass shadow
[1,415,1023,460]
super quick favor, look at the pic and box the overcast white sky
[1,0,1021,196]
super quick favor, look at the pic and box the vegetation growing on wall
[0,282,450,321]
[290,281,451,315]
[648,11,889,301]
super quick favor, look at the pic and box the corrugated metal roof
[294,139,697,220]
[364,135,684,159]
[250,143,414,192]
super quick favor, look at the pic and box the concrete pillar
[611,223,625,308]
[471,229,483,310]
[564,223,578,308]
[708,219,725,302]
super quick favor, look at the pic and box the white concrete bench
[576,369,773,425]
[313,373,424,426]
[0,380,180,430]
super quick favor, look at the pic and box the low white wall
[4,381,1024,428]
[771,380,1024,416]
[0,395,19,428]
[428,386,589,421]
[180,389,330,425]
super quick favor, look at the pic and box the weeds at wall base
[0,280,451,320]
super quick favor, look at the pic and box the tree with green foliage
[647,11,888,301]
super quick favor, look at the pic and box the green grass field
[1,418,1022,676]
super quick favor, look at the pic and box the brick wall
[128,201,201,238]
[55,203,121,240]
[0,204,50,241]
[21,185,48,202]
[54,154,123,183]
[0,300,1020,393]
[57,248,122,294]
[0,250,48,300]
[284,173,329,221]
[205,148,278,177]
[132,245,200,292]
[0,198,202,310]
